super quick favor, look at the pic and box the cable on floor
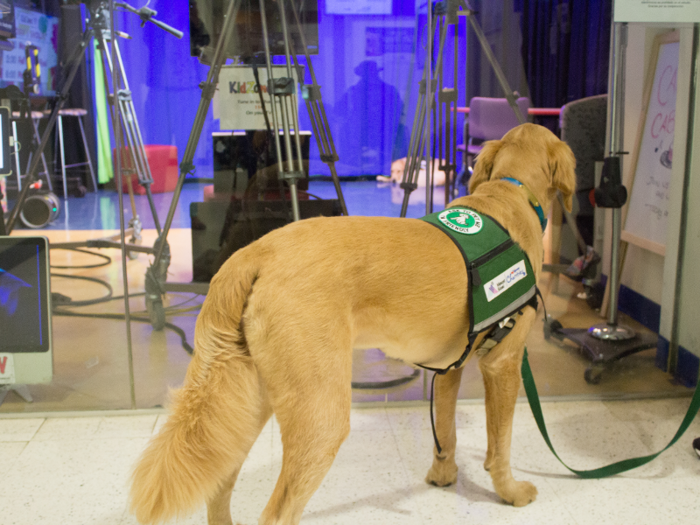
[52,310,194,356]
[49,247,113,269]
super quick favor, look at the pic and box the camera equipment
[19,192,61,229]
[145,0,347,328]
[189,0,319,62]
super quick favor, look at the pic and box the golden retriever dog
[130,123,576,525]
[377,156,447,186]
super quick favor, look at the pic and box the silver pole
[608,22,627,327]
[426,2,433,215]
[589,20,634,341]
[110,0,136,410]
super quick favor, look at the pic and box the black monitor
[0,236,51,354]
[190,0,319,59]
[0,0,16,41]
[0,106,11,176]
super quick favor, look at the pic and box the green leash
[521,347,700,478]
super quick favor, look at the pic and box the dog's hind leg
[252,326,353,524]
[207,397,273,525]
[478,307,537,507]
[425,367,464,487]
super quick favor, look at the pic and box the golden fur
[130,123,576,524]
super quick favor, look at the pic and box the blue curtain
[112,1,468,178]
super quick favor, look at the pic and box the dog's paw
[483,457,494,471]
[500,480,538,507]
[425,458,458,487]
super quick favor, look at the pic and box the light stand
[145,0,348,328]
[546,22,658,384]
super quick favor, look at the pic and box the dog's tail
[129,252,264,524]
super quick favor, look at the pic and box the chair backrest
[560,94,608,191]
[468,97,530,141]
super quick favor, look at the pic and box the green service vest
[421,206,537,357]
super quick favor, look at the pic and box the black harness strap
[423,290,541,455]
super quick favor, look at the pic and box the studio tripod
[144,0,348,329]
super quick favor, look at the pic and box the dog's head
[468,123,576,211]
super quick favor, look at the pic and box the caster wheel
[544,319,562,340]
[584,363,605,384]
[147,297,166,331]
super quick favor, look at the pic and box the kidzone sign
[214,66,301,130]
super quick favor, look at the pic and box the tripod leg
[58,115,68,201]
[77,116,98,191]
[98,33,162,234]
[151,0,242,276]
[289,2,349,215]
[31,119,52,191]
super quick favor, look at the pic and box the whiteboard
[622,32,679,256]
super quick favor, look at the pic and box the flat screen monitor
[0,236,51,353]
[190,0,319,59]
[0,236,52,385]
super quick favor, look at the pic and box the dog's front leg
[425,367,464,487]
[478,309,537,507]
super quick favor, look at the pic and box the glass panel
[0,1,695,415]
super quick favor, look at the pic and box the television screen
[0,236,51,353]
[190,0,319,59]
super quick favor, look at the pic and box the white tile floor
[0,398,699,525]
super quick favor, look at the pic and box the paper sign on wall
[615,1,700,23]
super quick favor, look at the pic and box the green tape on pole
[94,42,113,185]
[521,347,700,478]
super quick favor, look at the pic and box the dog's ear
[469,140,502,194]
[548,141,577,212]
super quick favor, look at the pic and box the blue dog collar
[501,177,548,232]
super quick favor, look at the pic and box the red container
[117,145,178,195]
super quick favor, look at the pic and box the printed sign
[484,260,528,302]
[615,0,700,23]
[438,208,483,235]
[0,353,16,384]
[326,0,392,15]
[214,66,301,130]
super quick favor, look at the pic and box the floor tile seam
[541,476,586,525]
[29,418,48,442]
[384,406,431,520]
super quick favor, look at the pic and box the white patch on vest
[484,260,528,302]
